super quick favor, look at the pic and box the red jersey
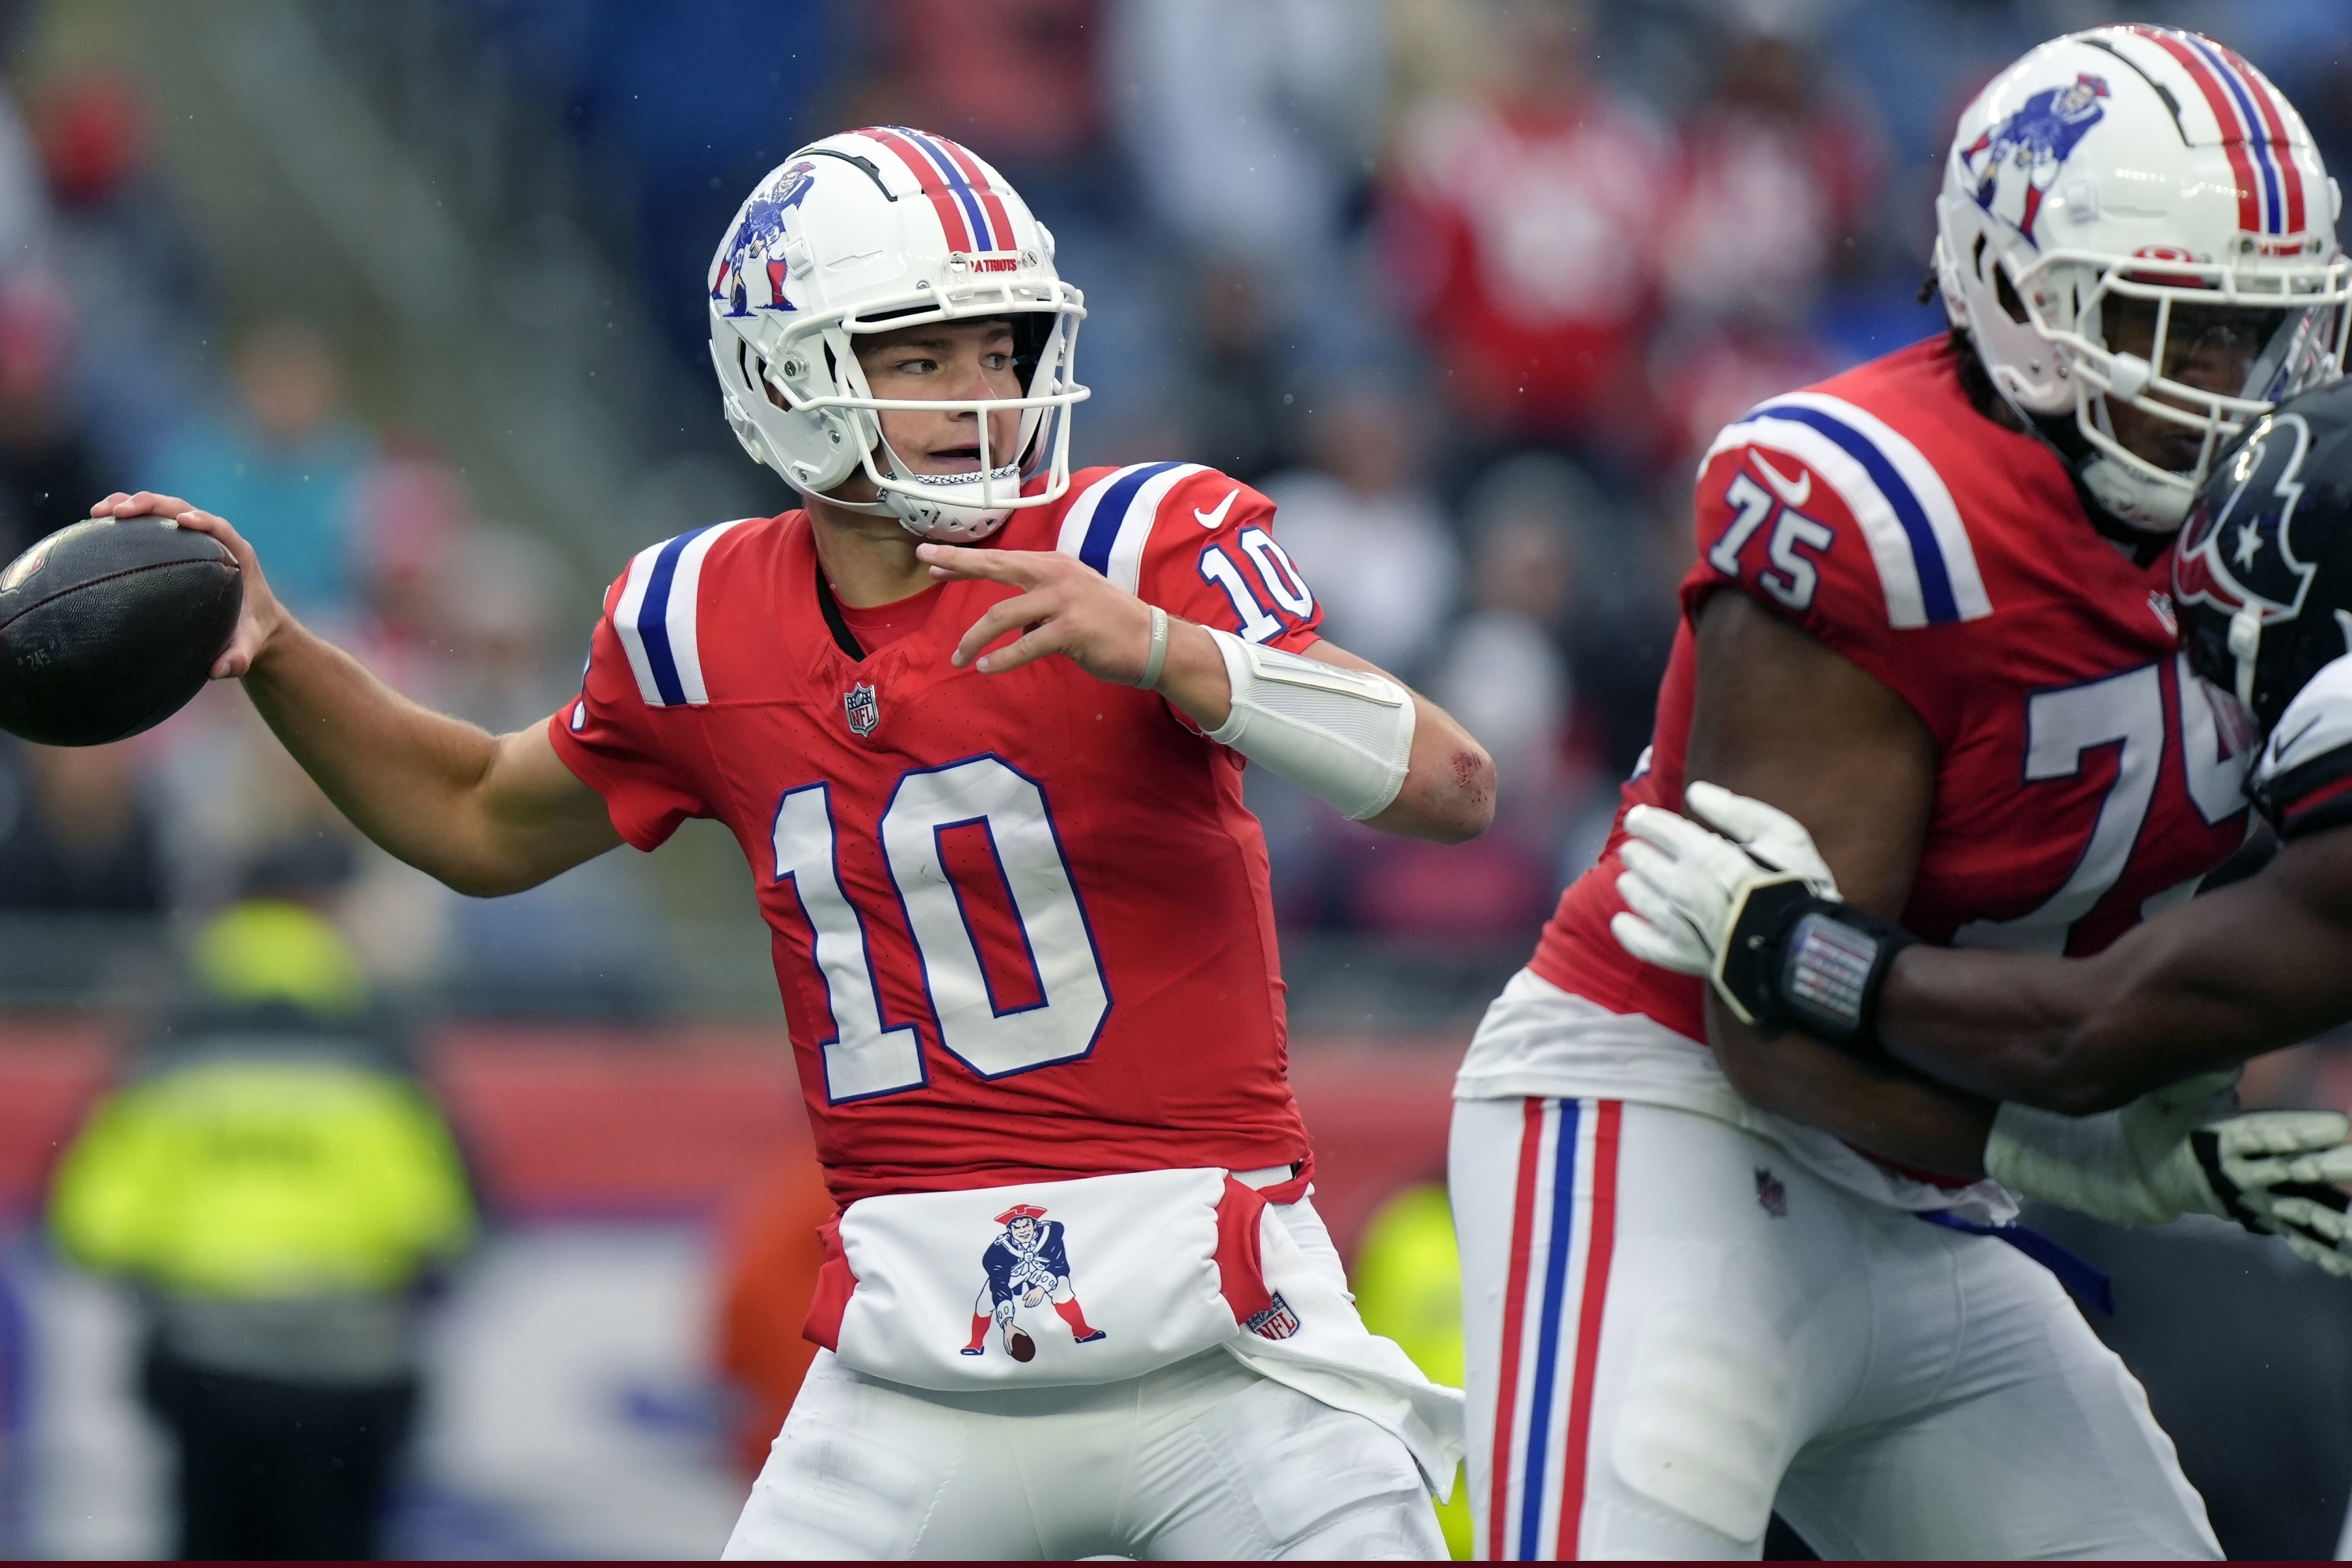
[1534,338,2255,1041]
[549,463,1327,1204]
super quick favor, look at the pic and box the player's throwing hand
[922,540,1232,710]
[89,491,289,681]
[921,541,1192,691]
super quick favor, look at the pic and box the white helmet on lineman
[1934,27,2352,530]
[706,127,1089,542]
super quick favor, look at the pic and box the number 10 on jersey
[769,755,1112,1102]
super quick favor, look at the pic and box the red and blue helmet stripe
[858,125,1018,255]
[2132,27,2307,237]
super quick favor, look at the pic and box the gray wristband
[1134,604,1169,690]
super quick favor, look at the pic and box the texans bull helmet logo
[2175,412,2320,636]
[2173,391,2352,736]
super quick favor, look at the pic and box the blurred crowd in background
[0,0,2339,1000]
[3,0,2352,1558]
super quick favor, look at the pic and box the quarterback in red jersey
[100,128,1492,1559]
[558,446,1358,1204]
[1448,28,2352,1562]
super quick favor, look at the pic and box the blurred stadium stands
[0,0,2349,1556]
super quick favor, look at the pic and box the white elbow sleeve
[1203,628,1415,820]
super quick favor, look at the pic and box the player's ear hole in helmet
[2174,376,2352,737]
[705,129,1089,545]
[1933,27,2352,535]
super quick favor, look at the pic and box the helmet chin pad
[2078,448,2194,532]
[884,463,1025,543]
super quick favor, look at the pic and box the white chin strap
[2229,606,2264,711]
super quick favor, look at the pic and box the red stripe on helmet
[2220,43,2307,234]
[858,125,975,253]
[2132,27,2263,234]
[931,135,1018,254]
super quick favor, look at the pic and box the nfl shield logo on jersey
[844,682,880,737]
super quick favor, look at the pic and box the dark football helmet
[2175,376,2352,736]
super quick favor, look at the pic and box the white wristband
[1202,627,1414,820]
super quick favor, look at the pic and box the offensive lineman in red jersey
[94,129,1492,1559]
[1447,28,2352,1561]
[1611,377,2352,1279]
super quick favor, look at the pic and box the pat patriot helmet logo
[844,682,880,737]
[1961,71,2111,236]
[713,159,818,318]
[2174,412,2320,626]
[962,1202,1106,1362]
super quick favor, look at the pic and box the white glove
[1987,1071,2352,1263]
[1611,780,1838,977]
[2252,1192,2352,1277]
[1986,1072,2243,1226]
[2219,1133,2352,1278]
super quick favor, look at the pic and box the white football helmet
[1934,27,2352,530]
[706,127,1088,542]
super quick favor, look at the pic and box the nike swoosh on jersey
[1748,452,1812,508]
[1194,488,1240,529]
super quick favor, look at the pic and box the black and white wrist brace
[1711,878,1915,1056]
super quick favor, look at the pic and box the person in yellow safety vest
[1352,1182,1473,1559]
[48,884,475,1562]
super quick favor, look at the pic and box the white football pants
[723,1196,1447,1560]
[1450,1095,2221,1560]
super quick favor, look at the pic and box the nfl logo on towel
[844,683,880,737]
[1243,1291,1301,1341]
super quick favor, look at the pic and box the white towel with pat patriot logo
[799,1165,1464,1496]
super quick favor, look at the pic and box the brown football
[0,517,241,746]
[1008,1329,1036,1363]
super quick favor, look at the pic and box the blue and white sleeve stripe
[612,518,751,707]
[1054,462,1210,593]
[1701,393,1991,630]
